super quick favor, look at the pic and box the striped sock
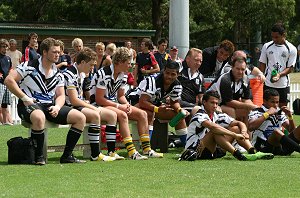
[123,137,136,157]
[62,127,82,158]
[88,124,101,158]
[105,125,117,153]
[140,134,151,153]
[31,129,45,157]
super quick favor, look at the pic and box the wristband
[177,108,182,113]
[288,115,293,120]
[116,103,120,109]
[154,106,159,113]
[21,95,32,102]
[263,112,269,119]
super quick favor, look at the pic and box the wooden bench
[22,120,140,162]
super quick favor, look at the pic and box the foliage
[0,0,299,49]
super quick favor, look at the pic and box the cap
[170,46,178,51]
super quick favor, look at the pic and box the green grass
[1,117,300,197]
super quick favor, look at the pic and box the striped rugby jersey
[185,107,234,150]
[90,64,127,102]
[248,105,288,145]
[63,64,85,105]
[16,58,64,104]
[137,73,182,106]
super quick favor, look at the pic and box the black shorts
[264,85,290,103]
[254,136,293,156]
[17,102,73,125]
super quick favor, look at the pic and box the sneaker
[108,152,125,160]
[130,151,148,160]
[233,149,257,161]
[3,122,13,126]
[254,151,274,160]
[242,154,258,161]
[35,155,46,166]
[91,153,115,162]
[60,154,86,164]
[144,149,163,158]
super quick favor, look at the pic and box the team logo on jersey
[281,52,287,58]
[268,51,274,55]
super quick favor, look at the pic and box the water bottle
[169,109,186,127]
[270,69,278,83]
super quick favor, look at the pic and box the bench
[22,120,140,162]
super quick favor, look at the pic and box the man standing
[6,39,22,69]
[5,38,86,165]
[259,22,297,107]
[0,39,13,125]
[22,32,39,62]
[200,39,235,77]
[154,38,171,71]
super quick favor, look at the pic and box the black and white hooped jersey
[137,73,182,105]
[177,62,205,104]
[259,40,297,88]
[16,58,64,104]
[185,107,234,149]
[208,70,250,105]
[248,105,288,145]
[90,64,127,102]
[63,64,85,105]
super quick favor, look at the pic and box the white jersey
[16,57,64,104]
[259,40,297,88]
[185,106,234,150]
[248,105,288,145]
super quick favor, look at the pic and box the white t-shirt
[6,50,22,69]
[259,40,297,88]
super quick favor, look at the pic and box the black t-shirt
[0,54,12,84]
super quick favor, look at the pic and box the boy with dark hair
[154,38,171,70]
[22,32,39,62]
[137,60,188,145]
[181,90,273,161]
[259,22,297,107]
[249,88,300,155]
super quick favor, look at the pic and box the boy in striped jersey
[91,47,162,159]
[63,47,122,161]
[183,90,273,161]
[249,89,300,155]
[137,61,188,145]
[5,38,86,165]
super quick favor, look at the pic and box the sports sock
[280,135,300,153]
[149,125,153,139]
[62,127,82,158]
[179,134,187,146]
[248,147,256,154]
[105,124,117,153]
[140,134,151,153]
[123,137,136,157]
[88,124,101,158]
[31,129,45,157]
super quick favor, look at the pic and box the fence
[8,83,300,124]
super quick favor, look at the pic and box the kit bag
[7,136,36,164]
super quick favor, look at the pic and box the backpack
[293,98,300,115]
[7,137,36,164]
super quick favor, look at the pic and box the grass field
[1,116,300,197]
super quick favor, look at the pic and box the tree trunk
[152,0,163,45]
